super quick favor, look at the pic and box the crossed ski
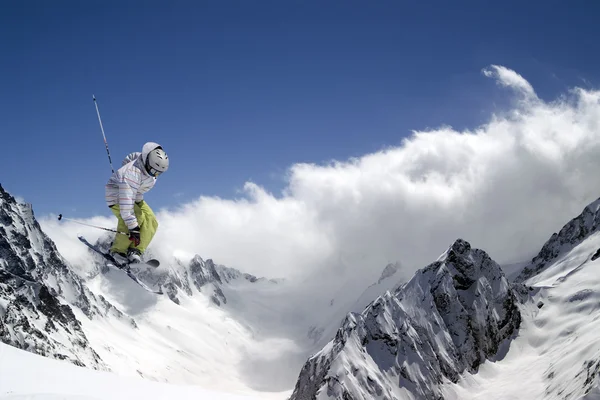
[78,236,163,295]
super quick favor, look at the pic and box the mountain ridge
[516,196,600,282]
[290,238,523,400]
[4,180,600,399]
[0,184,109,369]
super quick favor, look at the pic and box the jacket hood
[141,142,162,164]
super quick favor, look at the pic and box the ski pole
[93,95,115,173]
[57,214,129,235]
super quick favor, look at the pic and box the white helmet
[145,147,169,177]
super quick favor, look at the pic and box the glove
[129,226,141,247]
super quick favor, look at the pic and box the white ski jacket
[105,142,160,229]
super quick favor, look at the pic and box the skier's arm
[118,173,141,230]
[122,152,141,166]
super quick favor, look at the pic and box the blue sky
[2,1,599,218]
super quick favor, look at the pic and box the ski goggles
[147,166,163,177]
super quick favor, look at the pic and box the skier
[105,142,169,264]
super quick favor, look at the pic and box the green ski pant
[109,201,158,254]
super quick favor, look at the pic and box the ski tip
[146,259,160,268]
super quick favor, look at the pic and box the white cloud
[40,66,600,290]
[41,214,117,276]
[482,64,537,99]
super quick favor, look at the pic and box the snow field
[0,342,287,400]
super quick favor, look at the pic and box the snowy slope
[72,236,297,392]
[31,216,371,393]
[515,197,600,283]
[43,218,407,393]
[0,342,285,400]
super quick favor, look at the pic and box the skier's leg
[134,201,158,254]
[109,205,131,255]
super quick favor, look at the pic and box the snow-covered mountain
[442,197,600,399]
[289,239,523,400]
[0,181,408,393]
[5,177,600,400]
[0,183,129,370]
[0,183,290,395]
[288,195,600,400]
[443,235,600,399]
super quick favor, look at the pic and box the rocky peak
[190,255,223,286]
[0,184,16,203]
[290,239,522,400]
[84,236,273,307]
[188,255,261,306]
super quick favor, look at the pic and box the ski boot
[127,248,143,264]
[110,250,128,266]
